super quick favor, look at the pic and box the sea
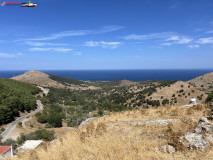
[0,69,213,81]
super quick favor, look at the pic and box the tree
[206,92,213,102]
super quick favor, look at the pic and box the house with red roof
[0,146,13,158]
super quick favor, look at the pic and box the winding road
[1,100,43,142]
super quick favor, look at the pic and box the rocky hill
[12,70,64,88]
[12,71,99,90]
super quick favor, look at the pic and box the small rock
[154,148,160,153]
[180,133,210,151]
[160,145,175,154]
[198,117,209,124]
[160,145,167,153]
[194,126,202,134]
[167,145,176,154]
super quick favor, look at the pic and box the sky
[0,0,213,70]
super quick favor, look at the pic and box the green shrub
[206,92,213,102]
[18,122,22,127]
[35,129,55,141]
[162,99,169,106]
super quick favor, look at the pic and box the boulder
[195,117,213,134]
[198,117,209,124]
[180,133,210,151]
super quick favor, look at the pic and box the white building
[0,146,13,158]
[17,140,43,152]
[190,98,197,104]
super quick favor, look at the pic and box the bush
[17,129,55,145]
[35,129,55,141]
[179,89,184,93]
[18,122,22,127]
[206,92,213,102]
[48,113,63,127]
[162,99,169,106]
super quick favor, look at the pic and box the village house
[0,146,13,158]
[190,98,197,105]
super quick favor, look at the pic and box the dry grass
[8,104,213,160]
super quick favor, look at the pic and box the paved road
[1,100,43,142]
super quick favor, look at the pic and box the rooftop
[0,146,11,154]
[19,140,43,150]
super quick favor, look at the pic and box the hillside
[150,81,207,105]
[11,71,64,88]
[9,71,211,130]
[11,103,213,160]
[188,72,213,92]
[12,71,100,90]
[0,79,40,126]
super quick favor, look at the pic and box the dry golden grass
[9,104,213,160]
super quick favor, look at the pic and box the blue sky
[0,0,213,70]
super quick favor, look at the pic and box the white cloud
[84,41,122,49]
[25,41,68,46]
[197,37,213,44]
[24,25,123,41]
[187,45,200,49]
[166,36,193,44]
[122,32,193,47]
[122,32,174,40]
[0,52,22,58]
[30,48,72,52]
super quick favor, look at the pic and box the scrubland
[10,103,213,160]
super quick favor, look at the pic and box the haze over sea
[0,69,213,81]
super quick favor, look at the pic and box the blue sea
[0,69,213,81]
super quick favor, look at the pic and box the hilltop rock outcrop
[180,133,210,151]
